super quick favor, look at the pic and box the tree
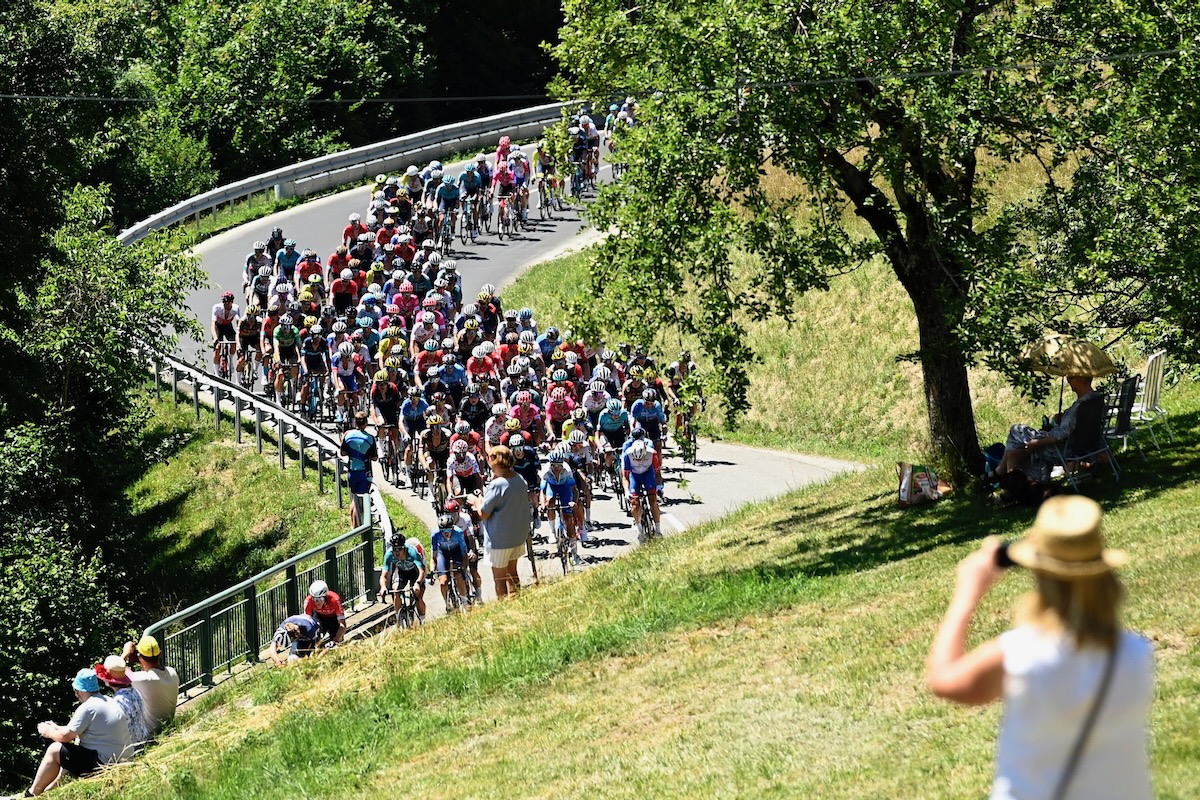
[552,0,1192,479]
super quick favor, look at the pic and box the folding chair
[1105,375,1148,463]
[1050,393,1121,491]
[1132,350,1175,447]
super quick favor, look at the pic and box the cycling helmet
[512,144,524,155]
[332,321,348,333]
[515,342,531,356]
[593,365,612,381]
[444,259,458,271]
[548,449,567,464]
[350,331,364,343]
[408,386,421,399]
[516,356,532,370]
[630,427,647,440]
[422,298,439,310]
[464,318,480,331]
[221,291,234,302]
[569,429,587,445]
[303,315,318,328]
[465,163,477,173]
[257,265,272,277]
[564,352,579,365]
[373,369,390,383]
[421,311,436,325]
[384,356,403,369]
[551,368,569,382]
[442,174,454,185]
[432,390,447,403]
[477,290,491,303]
[518,330,536,343]
[545,327,560,340]
[481,283,497,296]
[476,153,487,163]
[430,160,442,170]
[506,362,523,376]
[610,103,620,112]
[280,314,294,326]
[480,341,497,356]
[356,316,373,330]
[283,239,297,247]
[427,414,444,426]
[444,499,460,513]
[499,135,511,147]
[287,301,303,314]
[550,387,567,402]
[406,165,419,177]
[505,417,522,432]
[441,337,455,350]
[348,212,361,223]
[309,580,329,599]
[423,339,439,352]
[617,111,629,121]
[308,273,323,284]
[491,402,508,416]
[571,407,587,422]
[550,349,566,362]
[567,126,582,136]
[507,433,525,448]
[451,439,469,455]
[247,304,261,316]
[605,398,622,415]
[438,513,456,529]
[431,168,443,180]
[518,307,533,321]
[628,365,645,378]
[440,354,456,366]
[454,420,471,435]
[630,441,649,459]
[589,380,606,393]
[253,240,266,250]
[340,268,354,281]
[338,342,355,356]
[390,533,405,550]
[310,324,323,336]
[428,253,442,267]
[504,309,518,320]
[422,238,436,249]
[398,281,414,293]
[600,349,616,362]
[461,302,478,316]
[471,345,486,360]
[642,388,657,402]
[516,390,532,405]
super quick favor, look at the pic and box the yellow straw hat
[1008,496,1129,578]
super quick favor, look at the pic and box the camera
[994,541,1017,569]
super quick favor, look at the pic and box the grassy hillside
[129,398,417,618]
[59,383,1200,799]
[503,249,1087,464]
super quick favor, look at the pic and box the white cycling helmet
[309,580,329,599]
[630,441,648,459]
[406,165,419,177]
[348,213,361,222]
[340,268,353,281]
[338,342,355,356]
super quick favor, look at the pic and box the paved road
[190,153,862,617]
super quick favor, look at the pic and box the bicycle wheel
[482,197,493,233]
[538,186,549,220]
[459,207,469,245]
[557,523,570,575]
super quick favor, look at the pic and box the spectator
[993,374,1100,484]
[120,635,179,737]
[926,496,1153,800]
[341,411,377,528]
[94,656,151,754]
[271,614,323,665]
[304,580,347,645]
[19,668,130,796]
[470,445,531,599]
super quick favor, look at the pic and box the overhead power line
[0,47,1186,106]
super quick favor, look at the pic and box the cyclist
[458,163,484,230]
[448,438,483,499]
[438,353,469,405]
[380,531,427,621]
[271,613,322,664]
[567,429,597,531]
[370,369,403,479]
[581,379,611,428]
[430,513,475,607]
[541,448,580,564]
[581,115,601,176]
[303,580,347,645]
[266,226,285,256]
[434,175,461,236]
[531,140,558,204]
[507,431,542,528]
[568,125,589,188]
[510,390,543,445]
[484,403,510,455]
[597,397,631,471]
[244,241,272,298]
[332,341,363,423]
[631,387,668,453]
[298,325,330,410]
[458,384,491,433]
[400,386,429,475]
[271,314,301,399]
[508,145,531,223]
[342,411,377,526]
[235,304,262,380]
[493,162,517,229]
[536,326,560,359]
[493,135,513,169]
[401,165,424,203]
[545,387,576,440]
[274,239,302,285]
[623,438,662,541]
[211,292,240,372]
[330,268,358,314]
[343,213,369,248]
[420,413,452,491]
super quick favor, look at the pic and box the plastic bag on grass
[897,462,952,507]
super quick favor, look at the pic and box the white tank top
[993,626,1154,800]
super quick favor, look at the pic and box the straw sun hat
[1008,496,1129,578]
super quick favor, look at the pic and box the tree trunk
[900,254,984,484]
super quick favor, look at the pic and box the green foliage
[551,0,1197,478]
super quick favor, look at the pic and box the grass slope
[129,398,416,618]
[62,385,1200,799]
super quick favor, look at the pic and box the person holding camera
[925,496,1153,800]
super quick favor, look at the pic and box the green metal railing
[145,496,377,694]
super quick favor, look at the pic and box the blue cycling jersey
[436,185,461,202]
[459,172,482,192]
[275,248,301,276]
[598,409,630,432]
[343,429,375,472]
[439,364,468,386]
[431,526,467,554]
[401,398,429,421]
[630,399,667,427]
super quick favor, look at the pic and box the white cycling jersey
[212,302,241,325]
[484,415,508,444]
[582,390,610,413]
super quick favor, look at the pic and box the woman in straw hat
[926,496,1153,800]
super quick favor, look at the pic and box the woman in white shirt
[926,495,1153,800]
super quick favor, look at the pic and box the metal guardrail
[117,101,569,243]
[145,501,376,693]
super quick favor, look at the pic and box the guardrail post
[362,513,377,603]
[193,380,200,421]
[235,396,243,443]
[285,565,300,617]
[277,417,286,470]
[255,406,263,453]
[299,434,306,480]
[243,586,259,663]
[171,368,178,404]
[213,386,222,430]
[200,610,214,687]
[318,446,325,494]
[324,545,338,593]
[274,183,284,201]
[335,458,344,507]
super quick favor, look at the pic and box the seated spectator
[95,656,151,754]
[121,635,179,736]
[18,668,130,796]
[271,614,323,665]
[993,374,1101,484]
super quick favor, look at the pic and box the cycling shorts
[497,183,515,198]
[215,322,236,342]
[455,473,482,494]
[314,613,341,640]
[377,407,400,427]
[435,546,466,575]
[427,448,449,472]
[337,373,358,394]
[628,469,657,497]
[515,463,540,488]
[440,197,460,213]
[402,416,426,435]
[348,469,372,495]
[545,485,575,508]
[277,344,299,363]
[390,565,420,591]
[238,334,259,353]
[600,428,626,449]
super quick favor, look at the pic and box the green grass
[60,384,1200,799]
[128,397,417,618]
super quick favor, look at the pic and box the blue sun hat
[72,668,100,693]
